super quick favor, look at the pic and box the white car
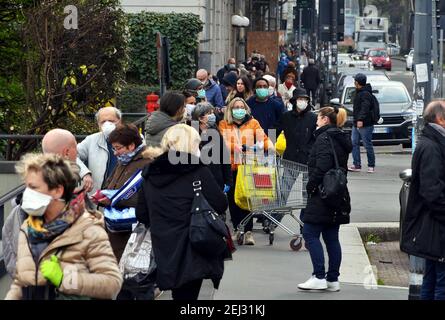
[405,49,414,71]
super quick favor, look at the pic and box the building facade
[121,0,235,74]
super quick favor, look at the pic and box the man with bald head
[196,68,224,109]
[77,106,122,193]
[42,128,93,192]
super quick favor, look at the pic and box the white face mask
[21,187,54,216]
[296,100,308,111]
[268,87,275,96]
[287,102,293,111]
[101,121,116,138]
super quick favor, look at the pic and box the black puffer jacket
[275,105,317,164]
[352,84,374,127]
[136,152,228,290]
[301,65,321,90]
[400,124,445,262]
[303,125,353,225]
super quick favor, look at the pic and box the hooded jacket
[145,111,179,147]
[275,105,317,164]
[136,151,228,290]
[353,83,374,127]
[400,124,445,261]
[303,125,353,225]
[204,79,224,109]
[6,210,122,300]
[246,95,286,135]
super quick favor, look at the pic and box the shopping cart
[236,152,308,251]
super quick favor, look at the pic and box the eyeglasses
[112,145,125,152]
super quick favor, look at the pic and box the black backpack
[370,92,381,124]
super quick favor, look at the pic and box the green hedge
[117,83,159,113]
[126,12,203,89]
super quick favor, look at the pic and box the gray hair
[95,107,122,123]
[191,102,214,120]
[423,100,445,124]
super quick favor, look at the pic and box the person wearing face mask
[183,91,197,122]
[268,88,317,231]
[2,129,96,280]
[77,106,122,194]
[5,153,122,300]
[219,98,272,246]
[97,124,151,264]
[196,69,224,109]
[145,91,186,148]
[278,71,297,107]
[263,74,286,110]
[191,103,232,193]
[246,77,286,135]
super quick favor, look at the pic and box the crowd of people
[4,49,445,301]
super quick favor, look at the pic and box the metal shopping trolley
[236,152,308,251]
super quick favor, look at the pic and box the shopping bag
[235,164,277,210]
[275,132,286,156]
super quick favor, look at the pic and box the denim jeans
[421,259,445,300]
[302,223,341,281]
[351,125,375,168]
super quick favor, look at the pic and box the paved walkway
[159,216,408,300]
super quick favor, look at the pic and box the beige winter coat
[5,210,123,300]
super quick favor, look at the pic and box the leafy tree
[0,0,128,160]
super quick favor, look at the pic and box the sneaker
[244,231,255,245]
[348,165,361,172]
[154,287,164,299]
[326,281,340,292]
[297,276,327,290]
[231,230,241,242]
[367,167,375,173]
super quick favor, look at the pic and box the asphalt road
[386,58,416,97]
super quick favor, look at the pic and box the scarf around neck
[27,193,86,243]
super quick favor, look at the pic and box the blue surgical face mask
[256,88,269,100]
[232,108,247,120]
[197,89,206,99]
[206,114,216,127]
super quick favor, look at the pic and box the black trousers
[171,279,203,300]
[227,170,253,232]
[306,88,317,104]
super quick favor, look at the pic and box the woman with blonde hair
[218,97,271,246]
[297,106,352,293]
[136,124,228,300]
[6,153,122,300]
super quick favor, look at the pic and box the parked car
[387,43,401,56]
[333,68,390,98]
[330,80,416,147]
[405,49,414,71]
[367,48,392,71]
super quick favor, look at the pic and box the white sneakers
[297,276,340,292]
[326,281,340,292]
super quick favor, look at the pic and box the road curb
[392,56,406,62]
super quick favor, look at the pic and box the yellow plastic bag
[276,133,286,156]
[234,164,277,211]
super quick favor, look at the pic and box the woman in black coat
[136,124,228,300]
[191,102,233,192]
[297,106,352,293]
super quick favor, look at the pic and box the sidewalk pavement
[159,217,408,300]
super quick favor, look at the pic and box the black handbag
[318,136,348,209]
[189,179,229,258]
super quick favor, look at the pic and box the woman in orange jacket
[218,97,271,246]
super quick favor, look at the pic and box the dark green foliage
[126,12,203,89]
[117,83,159,113]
